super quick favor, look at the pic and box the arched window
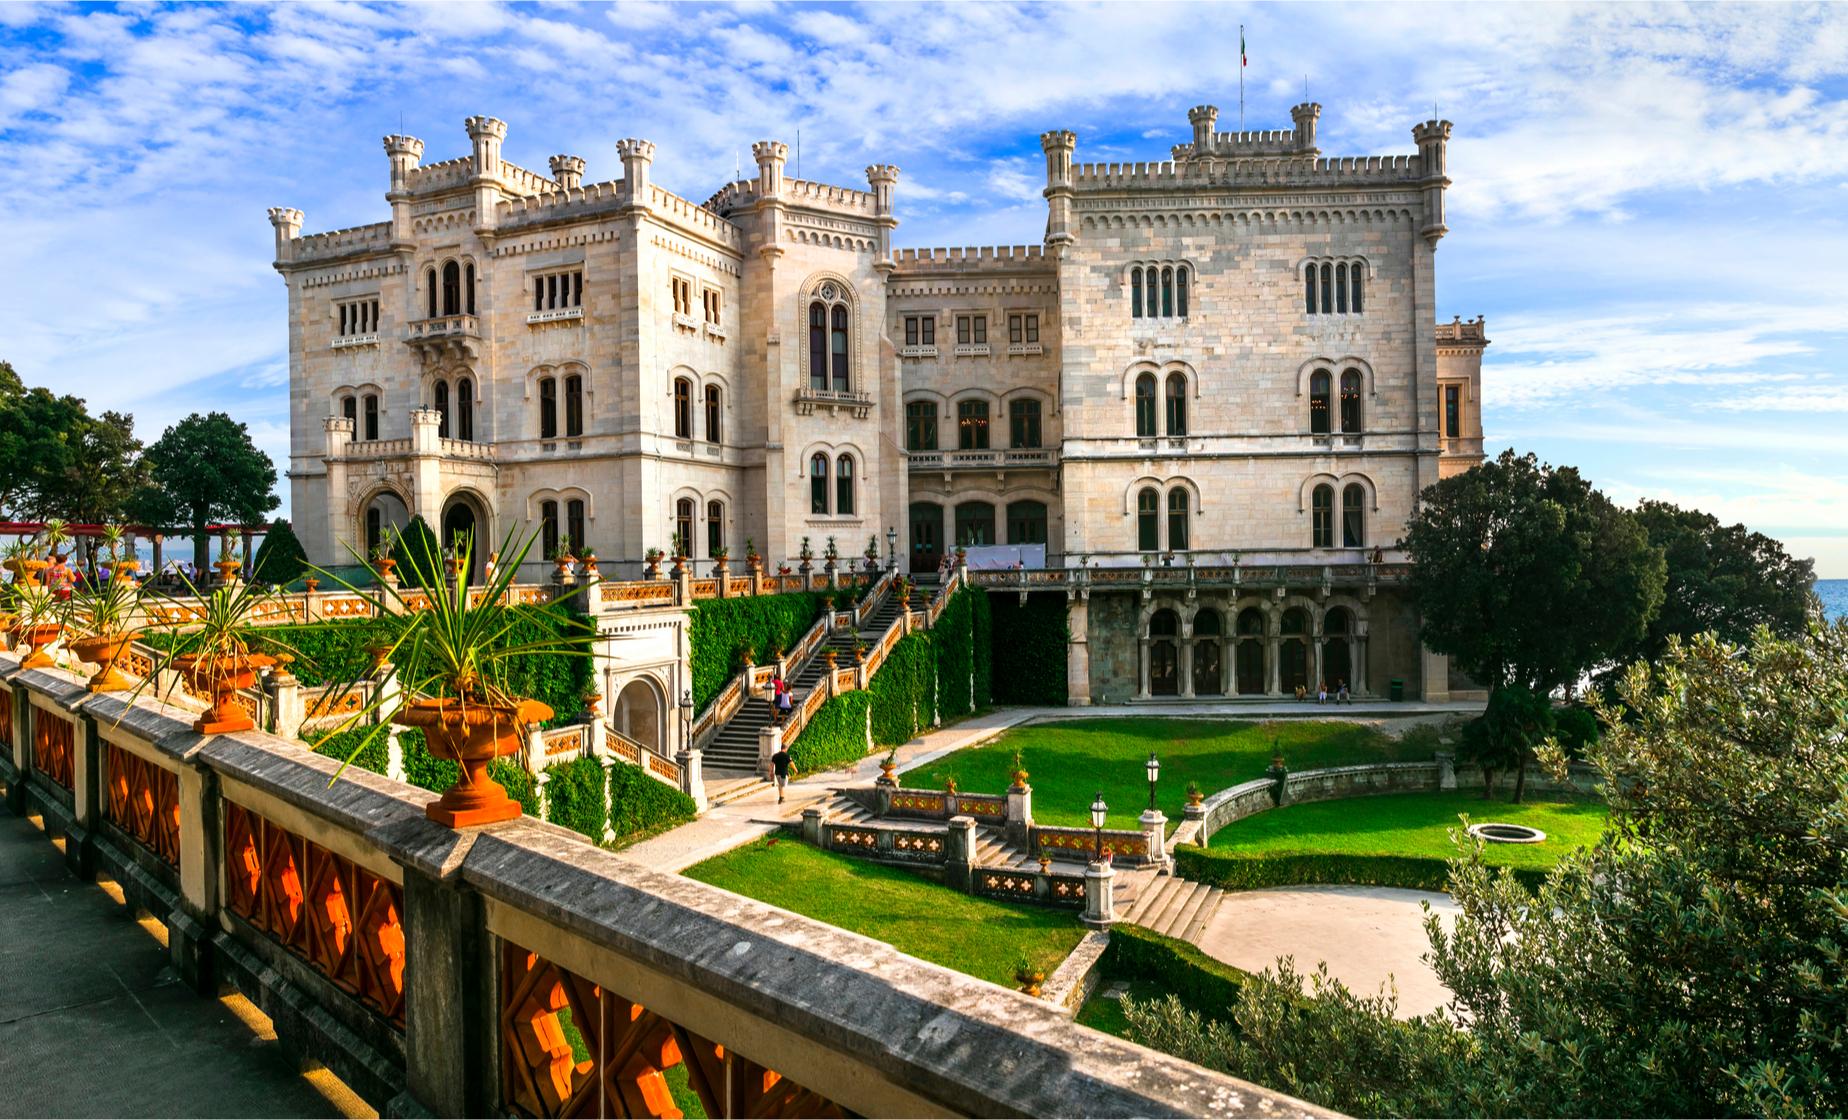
[540,499,559,560]
[442,261,460,317]
[426,267,437,319]
[457,378,474,442]
[1350,265,1363,314]
[1161,266,1174,318]
[957,399,990,451]
[1342,484,1365,548]
[1339,370,1362,433]
[905,401,937,451]
[1167,488,1190,551]
[1312,484,1335,548]
[1006,500,1048,544]
[704,385,722,443]
[810,453,829,515]
[808,303,827,391]
[565,374,583,437]
[1304,267,1316,314]
[835,454,855,515]
[363,394,379,441]
[341,395,357,425]
[954,501,994,547]
[567,499,585,554]
[706,499,724,557]
[433,380,451,438]
[1164,373,1187,436]
[1193,607,1223,695]
[830,305,850,392]
[538,377,557,439]
[1009,398,1042,449]
[1319,263,1333,314]
[1176,266,1189,318]
[1148,609,1179,696]
[1131,268,1143,318]
[1310,371,1332,435]
[1135,374,1157,438]
[465,263,476,315]
[674,499,694,556]
[672,377,692,439]
[1335,263,1348,313]
[1137,487,1159,551]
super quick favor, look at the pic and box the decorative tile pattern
[103,742,180,867]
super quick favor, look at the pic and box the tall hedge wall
[868,632,935,744]
[934,589,976,719]
[986,592,1069,706]
[788,691,871,774]
[686,591,832,712]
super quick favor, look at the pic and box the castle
[272,102,1488,704]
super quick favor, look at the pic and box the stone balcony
[907,447,1057,472]
[793,386,873,419]
[405,314,480,367]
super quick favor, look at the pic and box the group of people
[1294,679,1353,704]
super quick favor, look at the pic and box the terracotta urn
[1011,768,1030,787]
[583,691,603,719]
[878,759,897,784]
[365,643,394,675]
[582,556,600,579]
[746,554,761,573]
[214,559,242,583]
[553,555,573,579]
[303,577,320,593]
[19,622,62,670]
[445,556,461,578]
[69,632,139,693]
[670,554,687,578]
[18,559,50,588]
[644,556,662,579]
[396,696,552,827]
[823,649,838,669]
[1038,854,1052,874]
[1186,787,1205,808]
[375,557,398,584]
[174,651,275,735]
[112,559,141,584]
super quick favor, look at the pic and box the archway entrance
[909,502,942,575]
[1148,609,1179,697]
[361,490,410,562]
[1235,608,1267,694]
[613,678,663,753]
[440,493,487,583]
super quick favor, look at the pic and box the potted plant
[583,688,603,720]
[852,641,868,664]
[579,547,599,580]
[14,585,65,670]
[116,537,143,584]
[776,563,792,576]
[312,528,598,827]
[67,576,145,692]
[954,544,967,567]
[822,647,838,669]
[99,524,140,584]
[551,536,576,581]
[443,546,461,579]
[644,547,664,579]
[140,575,288,735]
[1010,748,1029,787]
[371,529,399,585]
[744,538,761,573]
[712,544,729,576]
[303,575,321,594]
[1013,954,1045,998]
[878,748,898,784]
[669,533,688,577]
[864,535,880,570]
[1186,780,1204,808]
[898,576,913,609]
[215,529,245,585]
[944,775,958,795]
[797,537,814,574]
[823,536,839,571]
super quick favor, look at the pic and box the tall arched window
[905,401,937,451]
[567,499,585,554]
[1131,268,1143,318]
[341,395,357,425]
[1006,500,1048,545]
[363,394,379,441]
[704,385,722,443]
[442,261,461,316]
[672,377,692,439]
[433,380,451,438]
[1304,267,1316,314]
[1342,484,1365,548]
[835,454,855,515]
[1350,265,1363,313]
[538,377,557,439]
[1148,609,1179,696]
[957,399,990,450]
[540,499,559,560]
[1335,263,1348,314]
[457,378,474,442]
[1310,371,1332,435]
[808,303,827,391]
[830,305,849,392]
[1312,484,1335,548]
[1135,373,1157,437]
[1319,263,1333,314]
[565,374,584,437]
[810,453,829,515]
[1161,267,1174,318]
[1164,373,1187,436]
[674,499,693,556]
[1167,488,1190,551]
[465,263,476,315]
[1176,266,1189,317]
[954,501,994,547]
[425,267,437,319]
[706,500,724,557]
[1339,370,1363,433]
[1137,488,1160,551]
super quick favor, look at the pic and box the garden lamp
[885,525,897,569]
[680,689,694,750]
[1146,752,1161,811]
[1090,791,1108,861]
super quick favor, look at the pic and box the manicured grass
[1207,791,1607,872]
[683,835,1085,987]
[1075,977,1172,1040]
[906,717,1406,830]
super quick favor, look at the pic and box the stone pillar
[1179,634,1195,700]
[1354,621,1371,696]
[1313,638,1325,694]
[67,707,101,879]
[1082,860,1116,928]
[1005,780,1034,846]
[1139,809,1168,867]
[677,747,707,811]
[266,669,302,738]
[944,815,977,892]
[384,136,424,250]
[801,805,824,846]
[757,725,780,782]
[409,408,444,519]
[1421,646,1450,702]
[4,681,28,814]
[397,861,497,1119]
[1435,750,1457,791]
[1135,638,1151,701]
[1266,636,1281,696]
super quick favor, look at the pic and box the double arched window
[1309,368,1364,434]
[434,381,450,438]
[673,377,693,439]
[674,499,694,556]
[706,499,725,557]
[338,392,382,441]
[704,385,722,443]
[1312,484,1335,547]
[1135,375,1158,437]
[1310,371,1331,435]
[1311,482,1368,548]
[1130,264,1189,319]
[425,259,477,319]
[807,283,852,393]
[536,371,586,440]
[1136,484,1193,553]
[809,452,856,516]
[1304,259,1364,316]
[1134,372,1189,437]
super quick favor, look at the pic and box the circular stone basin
[1468,822,1547,845]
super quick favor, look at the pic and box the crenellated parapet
[889,244,1053,273]
[1434,315,1488,348]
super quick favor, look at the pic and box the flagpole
[1239,24,1245,131]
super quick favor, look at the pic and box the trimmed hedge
[934,589,977,719]
[492,758,540,816]
[791,691,872,774]
[306,726,391,777]
[1173,844,1547,894]
[868,632,935,745]
[687,591,832,712]
[986,592,1068,706]
[250,518,309,587]
[1104,923,1253,1020]
[609,759,698,842]
[544,756,608,842]
[399,728,459,794]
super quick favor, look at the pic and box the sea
[1819,579,1848,622]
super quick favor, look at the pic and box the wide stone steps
[818,795,1030,869]
[1120,873,1226,944]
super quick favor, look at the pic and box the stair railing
[605,723,684,790]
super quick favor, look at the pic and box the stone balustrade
[0,651,1320,1118]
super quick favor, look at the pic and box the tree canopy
[138,411,279,569]
[0,360,148,524]
[1404,450,1666,694]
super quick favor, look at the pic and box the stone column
[4,681,29,814]
[1266,636,1281,696]
[1005,780,1033,847]
[266,669,302,738]
[944,815,977,892]
[397,861,498,1119]
[1139,808,1168,867]
[757,725,781,782]
[1082,860,1116,928]
[801,805,825,846]
[677,747,707,811]
[68,707,101,879]
[1421,646,1450,702]
[1065,596,1091,706]
[170,759,222,993]
[1179,629,1195,700]
[1354,621,1371,696]
[1313,638,1325,693]
[1136,638,1151,701]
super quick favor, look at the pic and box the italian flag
[1241,28,1247,67]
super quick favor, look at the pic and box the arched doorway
[1148,609,1180,697]
[1280,607,1310,695]
[361,489,410,562]
[1235,608,1266,695]
[909,502,943,574]
[1324,607,1353,694]
[1192,609,1223,695]
[440,492,488,582]
[613,678,663,753]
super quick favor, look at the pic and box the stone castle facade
[272,102,1488,703]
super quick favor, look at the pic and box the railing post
[1435,750,1457,791]
[1083,859,1116,928]
[801,804,825,846]
[1005,779,1033,847]
[266,666,302,738]
[677,746,707,811]
[1139,808,1169,869]
[524,725,546,775]
[3,679,27,814]
[944,815,977,892]
[169,758,223,993]
[395,858,499,1119]
[68,705,101,879]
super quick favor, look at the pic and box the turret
[1412,118,1453,245]
[866,164,899,268]
[1188,105,1218,151]
[549,154,585,191]
[383,134,423,249]
[616,139,654,203]
[1291,102,1321,152]
[465,116,507,237]
[1040,130,1076,252]
[267,207,303,265]
[752,140,788,200]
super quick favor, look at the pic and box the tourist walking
[771,742,792,803]
[774,676,793,726]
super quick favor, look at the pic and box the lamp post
[1090,790,1108,862]
[679,689,694,751]
[885,525,898,571]
[1146,752,1160,812]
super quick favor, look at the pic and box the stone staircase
[822,795,1033,868]
[701,589,910,780]
[1118,872,1228,944]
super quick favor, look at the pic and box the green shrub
[398,729,459,794]
[305,726,390,776]
[986,592,1067,705]
[608,760,697,842]
[970,585,992,708]
[250,518,309,587]
[1550,705,1600,756]
[1174,844,1546,894]
[791,691,871,773]
[934,588,977,719]
[390,515,443,576]
[868,632,935,744]
[687,591,831,711]
[1394,720,1449,757]
[1106,923,1252,1021]
[491,758,540,816]
[543,756,608,841]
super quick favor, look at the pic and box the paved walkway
[0,803,364,1118]
[1192,884,1460,1019]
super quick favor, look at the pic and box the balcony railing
[907,448,1057,470]
[526,307,583,326]
[794,386,874,419]
[407,314,479,341]
[898,344,938,359]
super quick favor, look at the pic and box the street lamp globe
[1090,791,1108,830]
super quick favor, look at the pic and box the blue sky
[2,1,1845,574]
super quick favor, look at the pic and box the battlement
[699,176,876,217]
[404,155,554,197]
[492,180,743,249]
[1069,152,1422,192]
[889,244,1052,273]
[293,221,392,263]
[647,183,745,248]
[1434,315,1488,345]
[702,178,755,213]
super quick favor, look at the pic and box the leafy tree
[39,409,148,528]
[1456,684,1554,801]
[1404,450,1666,695]
[138,412,279,571]
[250,518,309,586]
[0,363,144,524]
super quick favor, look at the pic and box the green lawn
[1207,791,1607,872]
[683,835,1084,987]
[905,717,1407,830]
[1075,977,1173,1040]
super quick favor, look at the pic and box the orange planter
[175,651,275,734]
[69,632,139,693]
[395,696,552,828]
[19,623,61,669]
[112,559,141,584]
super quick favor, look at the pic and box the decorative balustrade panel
[953,795,1006,821]
[973,870,1039,902]
[606,730,641,765]
[601,582,674,607]
[500,940,842,1120]
[1045,874,1089,908]
[542,727,587,759]
[689,579,719,599]
[827,825,879,852]
[103,742,180,867]
[887,790,946,819]
[644,754,681,783]
[320,595,375,619]
[31,710,74,791]
[222,801,406,1026]
[303,685,366,722]
[888,831,946,864]
[832,668,856,692]
[726,578,751,596]
[1031,826,1148,863]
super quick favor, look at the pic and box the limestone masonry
[273,101,1489,702]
